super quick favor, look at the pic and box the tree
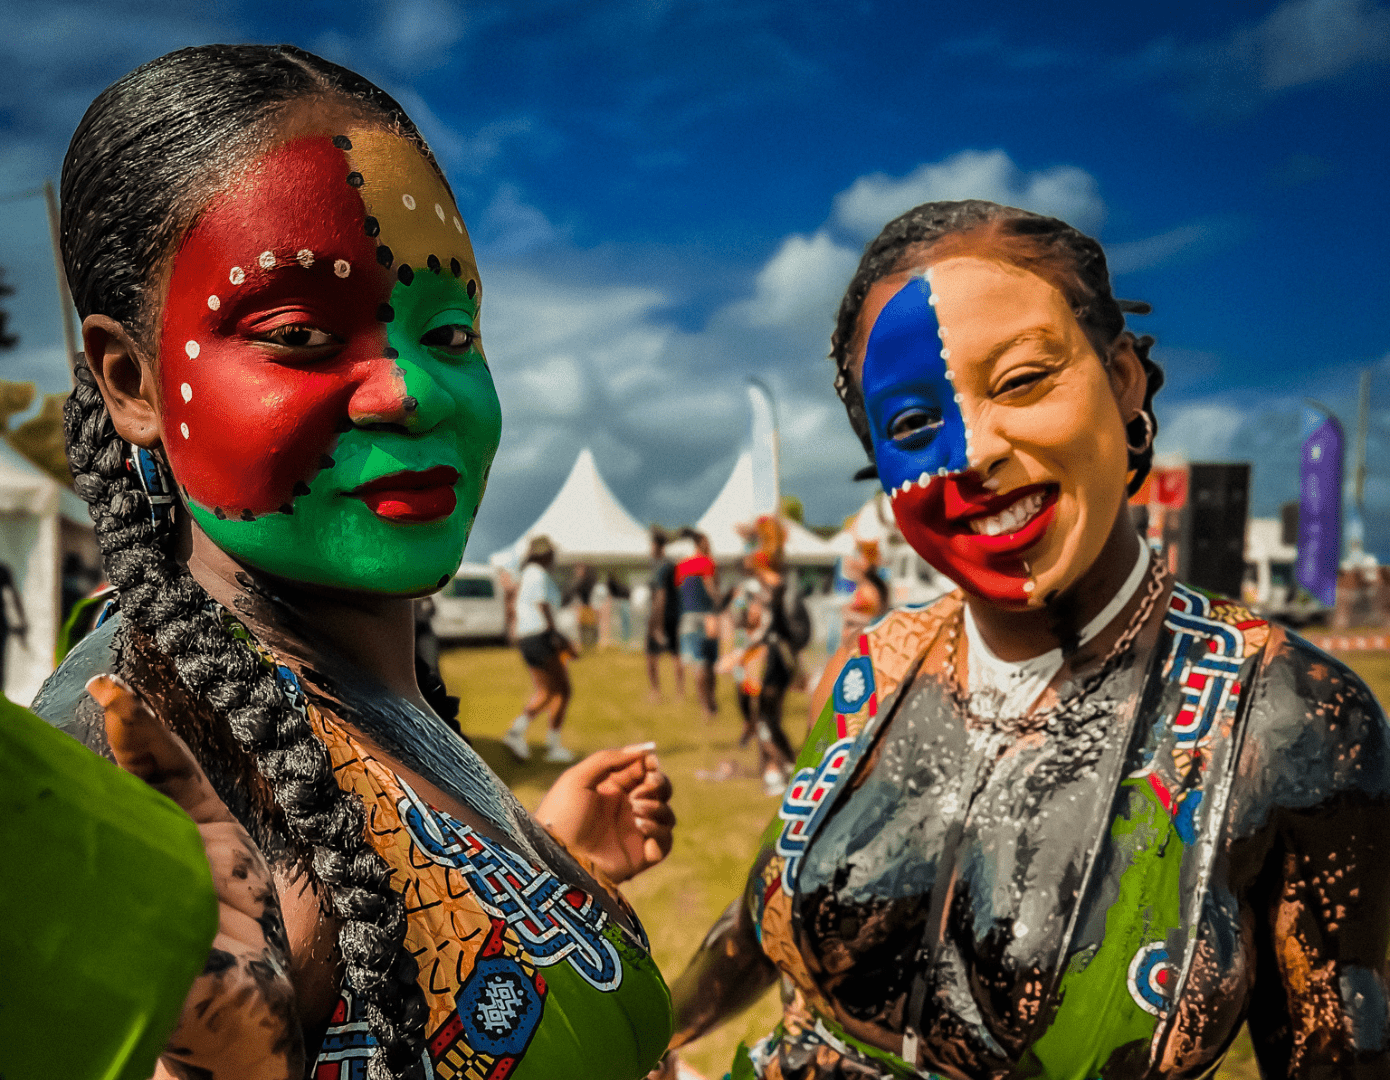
[780,493,804,524]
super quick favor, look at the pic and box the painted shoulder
[30,612,120,760]
[860,590,962,692]
[1240,624,1390,812]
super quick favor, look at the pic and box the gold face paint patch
[343,127,485,354]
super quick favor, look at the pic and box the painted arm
[88,675,306,1080]
[1246,653,1390,1076]
[665,861,780,1050]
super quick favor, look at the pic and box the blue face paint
[861,277,970,495]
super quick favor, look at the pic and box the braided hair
[62,45,436,1079]
[829,199,1164,496]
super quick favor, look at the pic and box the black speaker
[1183,463,1250,599]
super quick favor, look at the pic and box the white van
[433,562,507,643]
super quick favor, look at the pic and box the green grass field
[440,642,1390,1080]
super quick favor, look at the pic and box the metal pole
[42,180,79,383]
[1354,368,1371,514]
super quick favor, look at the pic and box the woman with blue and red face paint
[656,201,1390,1079]
[33,45,675,1080]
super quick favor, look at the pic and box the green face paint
[165,129,499,595]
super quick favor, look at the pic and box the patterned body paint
[862,275,1046,604]
[159,130,500,593]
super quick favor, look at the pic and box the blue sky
[1,0,1387,560]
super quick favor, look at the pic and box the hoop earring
[1126,411,1155,456]
[127,443,178,529]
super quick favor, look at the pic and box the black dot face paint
[427,254,441,273]
[347,172,364,188]
[377,245,394,268]
[450,258,462,278]
[364,216,380,238]
[467,279,477,299]
[239,509,255,522]
[384,347,399,360]
[398,265,414,286]
[437,574,450,589]
[377,303,395,323]
[332,135,353,151]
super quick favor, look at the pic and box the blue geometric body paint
[860,277,969,494]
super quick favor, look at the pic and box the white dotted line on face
[924,266,980,468]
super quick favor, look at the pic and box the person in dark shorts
[502,536,577,762]
[675,529,720,718]
[645,529,683,702]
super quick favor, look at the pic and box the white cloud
[1153,402,1248,461]
[1250,0,1390,90]
[474,185,560,256]
[831,149,1106,241]
[735,230,859,330]
[509,356,587,417]
[377,0,466,72]
[1105,222,1211,275]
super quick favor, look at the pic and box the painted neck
[965,506,1146,663]
[185,521,428,710]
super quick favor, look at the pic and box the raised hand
[87,675,304,1080]
[537,742,675,884]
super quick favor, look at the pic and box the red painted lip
[350,466,459,523]
[911,479,1059,558]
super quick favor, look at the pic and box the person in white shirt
[503,536,577,762]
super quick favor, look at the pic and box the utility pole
[42,179,80,383]
[1354,367,1371,515]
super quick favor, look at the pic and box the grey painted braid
[64,357,428,1078]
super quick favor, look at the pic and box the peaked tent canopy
[489,448,653,570]
[0,442,96,704]
[828,492,896,556]
[695,450,837,566]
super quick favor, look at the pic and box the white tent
[695,450,838,566]
[489,448,652,570]
[828,491,896,556]
[0,442,94,705]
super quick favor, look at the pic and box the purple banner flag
[1296,406,1344,607]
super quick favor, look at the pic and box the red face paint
[890,475,1058,604]
[158,136,401,518]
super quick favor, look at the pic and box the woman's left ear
[1108,335,1147,419]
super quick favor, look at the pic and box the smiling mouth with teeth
[969,490,1048,536]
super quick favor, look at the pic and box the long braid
[62,45,434,1078]
[829,199,1164,493]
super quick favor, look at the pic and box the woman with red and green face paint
[656,202,1390,1079]
[34,45,675,1080]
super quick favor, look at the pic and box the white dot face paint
[435,203,446,222]
[258,250,276,271]
[185,340,200,359]
[333,260,351,278]
[296,248,315,268]
[207,295,220,311]
[180,382,192,403]
[180,422,190,439]
[402,194,416,210]
[228,266,245,286]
